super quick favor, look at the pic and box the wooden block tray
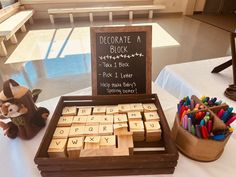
[34,94,178,177]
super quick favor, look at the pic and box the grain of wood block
[106,106,119,115]
[53,127,70,139]
[143,103,157,112]
[113,123,129,135]
[144,111,160,121]
[93,106,107,114]
[57,116,74,127]
[77,107,92,116]
[99,114,113,124]
[83,125,99,135]
[130,103,143,112]
[127,112,142,121]
[48,138,68,157]
[99,124,113,135]
[84,136,100,149]
[68,125,85,137]
[118,104,131,113]
[62,106,77,116]
[100,135,116,148]
[67,137,84,157]
[114,114,128,124]
[72,115,87,125]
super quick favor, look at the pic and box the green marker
[191,125,196,135]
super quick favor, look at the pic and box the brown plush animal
[0,79,49,139]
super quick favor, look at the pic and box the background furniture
[0,2,34,56]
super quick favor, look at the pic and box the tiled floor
[0,14,232,101]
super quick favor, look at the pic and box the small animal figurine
[0,79,49,139]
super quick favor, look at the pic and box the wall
[194,0,205,11]
[153,0,188,13]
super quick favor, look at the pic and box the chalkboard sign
[91,26,152,95]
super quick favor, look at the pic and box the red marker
[201,126,208,139]
[226,115,236,126]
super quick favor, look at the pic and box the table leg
[89,13,93,22]
[0,40,7,57]
[129,11,133,20]
[21,24,27,32]
[109,12,112,21]
[49,15,54,24]
[149,10,153,19]
[29,17,34,24]
[69,13,74,23]
[10,34,18,44]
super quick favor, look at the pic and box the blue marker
[221,107,233,122]
[212,134,225,141]
[200,119,205,126]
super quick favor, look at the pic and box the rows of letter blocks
[48,103,162,158]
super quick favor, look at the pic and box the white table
[155,56,236,108]
[1,85,236,177]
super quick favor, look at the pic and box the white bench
[48,5,166,24]
[0,2,34,57]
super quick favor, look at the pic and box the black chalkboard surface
[91,26,152,95]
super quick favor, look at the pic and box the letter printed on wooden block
[84,136,100,149]
[48,138,68,157]
[99,124,113,135]
[93,106,106,114]
[143,103,157,112]
[77,107,92,116]
[86,115,100,125]
[83,125,99,135]
[127,112,142,121]
[68,125,85,137]
[57,116,74,127]
[62,106,77,116]
[73,116,87,125]
[113,123,129,135]
[118,104,131,113]
[100,114,113,124]
[130,103,143,112]
[114,114,128,124]
[53,127,70,139]
[100,135,116,148]
[106,106,119,115]
[144,111,160,121]
[67,137,84,157]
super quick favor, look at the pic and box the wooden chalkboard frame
[91,26,152,96]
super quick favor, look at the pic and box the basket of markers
[172,95,235,162]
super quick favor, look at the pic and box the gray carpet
[190,14,236,32]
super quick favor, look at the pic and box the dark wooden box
[34,94,178,177]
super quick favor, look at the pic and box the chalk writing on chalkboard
[91,26,152,95]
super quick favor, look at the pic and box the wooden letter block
[83,125,99,135]
[117,133,134,155]
[143,103,157,112]
[129,121,145,141]
[127,112,142,121]
[73,116,87,125]
[99,124,113,135]
[130,103,143,112]
[77,107,92,116]
[144,111,160,122]
[106,106,119,115]
[100,135,116,148]
[114,114,128,124]
[86,115,100,125]
[113,123,129,135]
[144,121,162,142]
[53,127,70,139]
[57,116,73,127]
[68,125,85,137]
[67,137,84,158]
[118,104,131,113]
[99,115,113,125]
[93,106,106,115]
[62,106,77,116]
[84,136,100,149]
[48,138,68,157]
